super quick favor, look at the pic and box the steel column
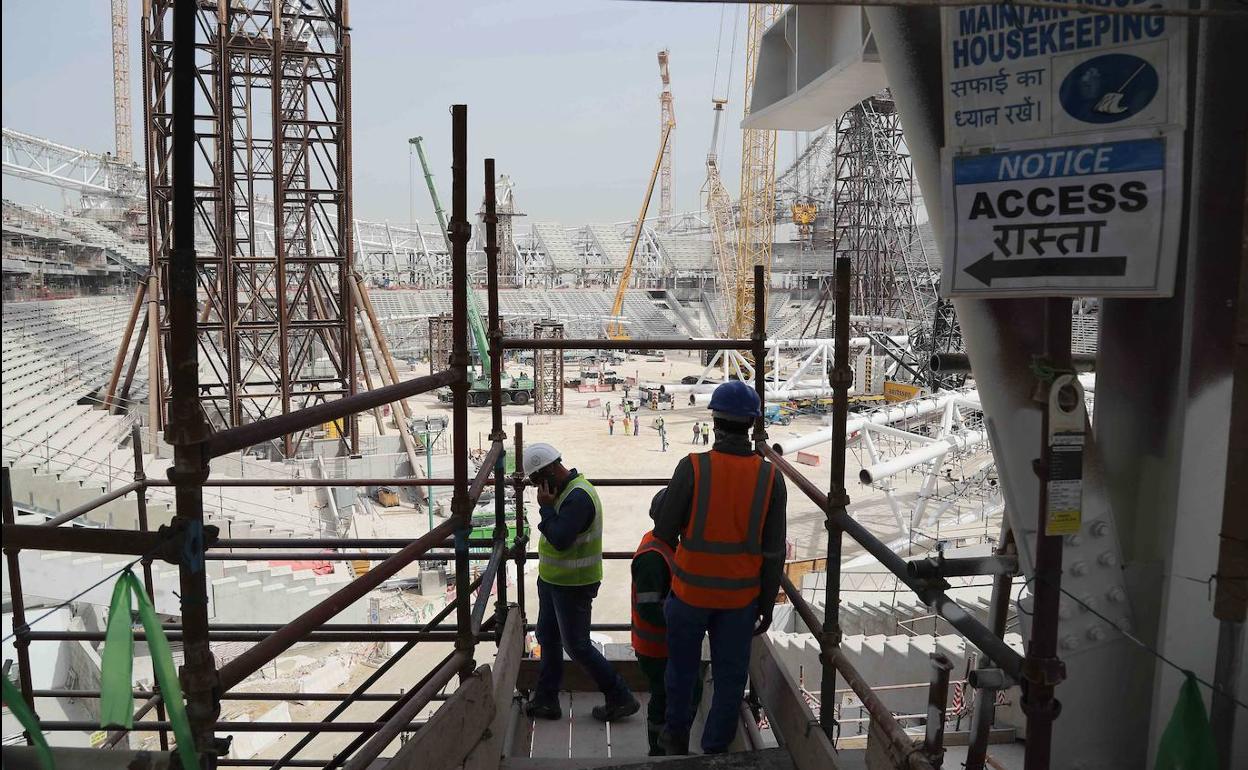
[1022,299,1072,770]
[448,104,475,676]
[484,158,510,636]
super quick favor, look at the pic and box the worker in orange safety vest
[631,490,703,755]
[652,380,786,755]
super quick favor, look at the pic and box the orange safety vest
[630,531,676,658]
[671,451,775,610]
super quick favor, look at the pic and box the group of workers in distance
[521,380,787,756]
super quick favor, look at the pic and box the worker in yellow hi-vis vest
[522,442,640,723]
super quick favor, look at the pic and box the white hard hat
[523,442,561,479]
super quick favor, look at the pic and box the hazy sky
[2,1,807,227]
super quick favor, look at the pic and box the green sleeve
[631,551,671,627]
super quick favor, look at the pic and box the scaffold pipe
[859,428,987,484]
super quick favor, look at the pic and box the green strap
[101,570,200,770]
[2,675,55,770]
[1154,672,1218,770]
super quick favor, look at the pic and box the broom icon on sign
[1093,62,1148,115]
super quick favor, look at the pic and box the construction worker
[700,422,710,446]
[691,421,701,445]
[632,489,702,755]
[653,381,787,755]
[522,442,640,722]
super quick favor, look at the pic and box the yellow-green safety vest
[537,474,604,586]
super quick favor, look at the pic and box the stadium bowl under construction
[2,2,1246,769]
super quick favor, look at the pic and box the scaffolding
[428,314,453,376]
[142,0,354,456]
[532,320,565,415]
[827,95,929,327]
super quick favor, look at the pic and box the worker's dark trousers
[663,594,757,753]
[638,653,705,755]
[534,579,630,704]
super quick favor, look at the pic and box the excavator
[411,136,535,406]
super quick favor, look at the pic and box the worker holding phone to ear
[523,443,640,723]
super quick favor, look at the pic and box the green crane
[410,136,533,406]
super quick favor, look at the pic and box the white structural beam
[773,391,971,455]
[858,428,988,485]
[1,128,143,201]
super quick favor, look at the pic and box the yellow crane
[704,98,738,337]
[733,3,781,338]
[607,121,674,339]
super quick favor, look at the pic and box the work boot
[646,720,665,756]
[524,695,562,720]
[591,692,640,722]
[658,726,690,756]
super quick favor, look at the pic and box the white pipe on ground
[772,391,973,455]
[687,387,851,406]
[858,428,987,484]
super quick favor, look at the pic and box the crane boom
[735,3,781,338]
[410,136,491,377]
[657,49,675,233]
[704,99,737,338]
[608,122,674,339]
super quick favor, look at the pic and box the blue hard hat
[708,380,761,420]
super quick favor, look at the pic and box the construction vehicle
[411,136,535,406]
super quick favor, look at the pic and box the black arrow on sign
[964,252,1127,286]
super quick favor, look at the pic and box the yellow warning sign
[883,381,922,403]
[1046,506,1082,536]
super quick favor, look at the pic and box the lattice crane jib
[111,0,132,164]
[736,3,781,339]
[704,98,737,338]
[143,0,354,457]
[657,49,675,234]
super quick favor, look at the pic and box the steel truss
[826,94,932,328]
[143,0,354,455]
[532,320,565,415]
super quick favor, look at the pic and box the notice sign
[943,3,1185,145]
[946,130,1181,295]
[941,2,1186,297]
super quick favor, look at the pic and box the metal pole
[1211,153,1248,769]
[1022,298,1071,770]
[131,425,169,752]
[449,103,475,677]
[924,653,954,767]
[2,469,36,725]
[167,0,217,756]
[514,421,527,619]
[751,264,767,445]
[484,158,509,636]
[966,522,1016,769]
[819,254,852,742]
[103,279,147,412]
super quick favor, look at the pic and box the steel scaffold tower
[533,320,565,415]
[143,0,354,456]
[657,49,675,234]
[429,314,453,376]
[734,3,781,339]
[825,95,931,329]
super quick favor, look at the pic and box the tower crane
[607,121,674,340]
[657,49,675,233]
[704,98,738,337]
[733,3,781,337]
[111,0,132,163]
